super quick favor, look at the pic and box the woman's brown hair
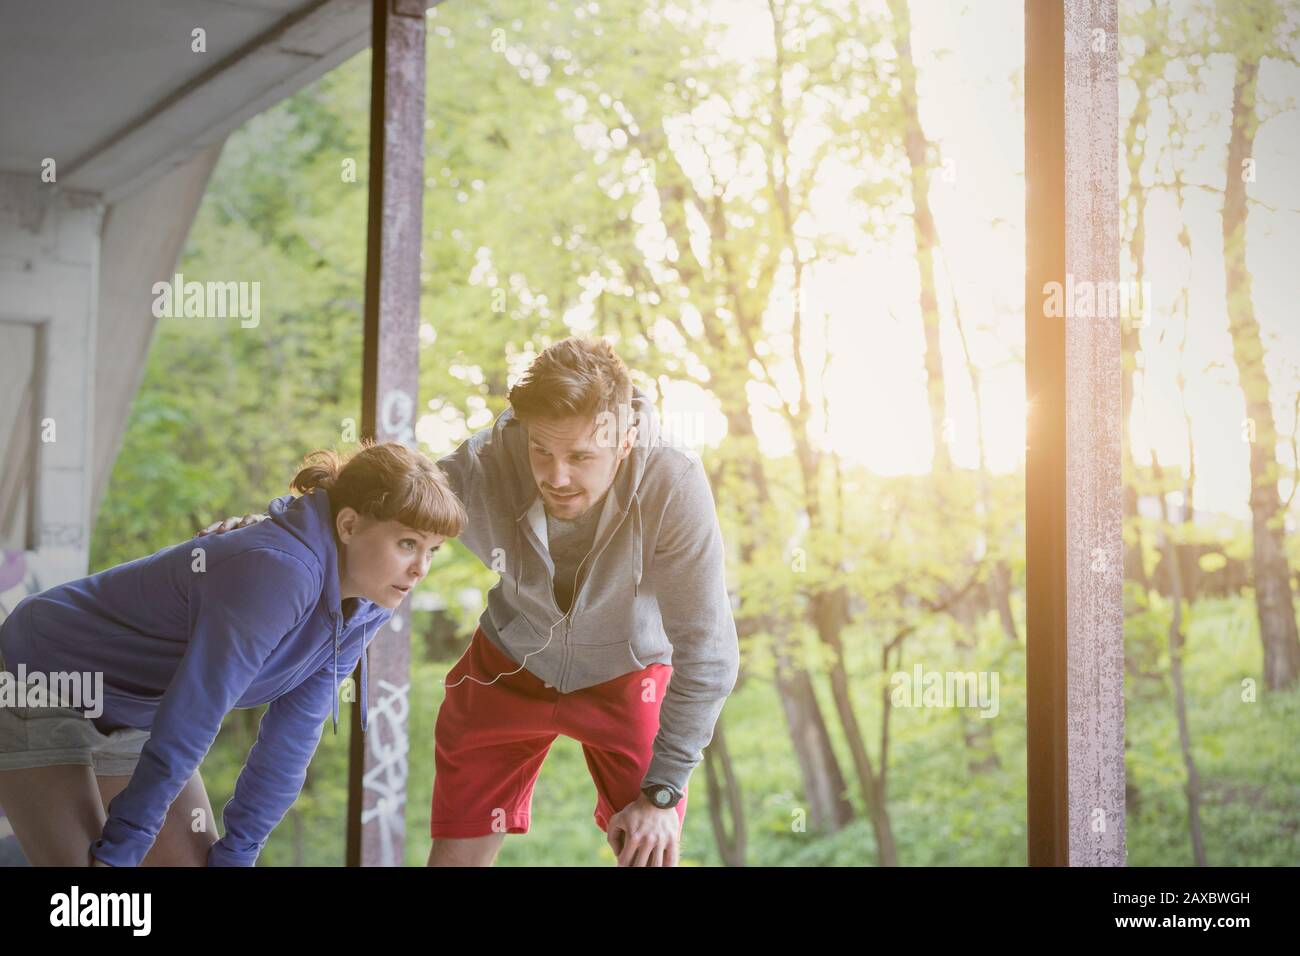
[290,440,466,538]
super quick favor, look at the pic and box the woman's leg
[0,764,106,866]
[96,770,217,866]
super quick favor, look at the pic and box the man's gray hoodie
[436,387,740,794]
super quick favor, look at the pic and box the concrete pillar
[1063,0,1124,867]
[1025,0,1124,867]
[0,174,103,590]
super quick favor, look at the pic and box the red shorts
[431,627,687,838]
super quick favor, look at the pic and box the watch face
[654,789,671,806]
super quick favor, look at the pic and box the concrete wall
[0,142,221,617]
[0,174,103,597]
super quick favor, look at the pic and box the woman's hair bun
[289,440,465,539]
[290,449,342,494]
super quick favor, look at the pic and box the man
[427,337,738,867]
[205,337,739,867]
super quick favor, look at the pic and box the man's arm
[437,428,510,563]
[196,495,291,536]
[644,456,740,794]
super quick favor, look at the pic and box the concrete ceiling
[0,0,375,203]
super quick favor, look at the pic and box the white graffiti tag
[380,389,415,448]
[360,678,410,867]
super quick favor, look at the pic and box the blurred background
[3,0,1297,865]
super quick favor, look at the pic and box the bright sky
[649,0,1299,523]
[640,0,1027,479]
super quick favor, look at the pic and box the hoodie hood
[498,386,660,600]
[268,488,390,734]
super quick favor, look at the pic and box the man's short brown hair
[508,337,632,426]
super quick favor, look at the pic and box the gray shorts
[0,654,150,777]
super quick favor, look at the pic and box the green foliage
[1126,598,1300,866]
[90,0,1297,867]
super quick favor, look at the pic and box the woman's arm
[207,652,355,866]
[91,548,315,867]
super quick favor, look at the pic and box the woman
[0,441,464,866]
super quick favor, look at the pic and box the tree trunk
[887,0,950,473]
[713,418,855,835]
[1121,69,1153,592]
[765,1,898,859]
[949,591,1002,774]
[889,0,1007,785]
[1222,57,1300,691]
[813,586,899,864]
[702,716,747,866]
[1151,453,1207,865]
[991,562,1019,643]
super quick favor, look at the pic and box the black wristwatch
[642,783,683,809]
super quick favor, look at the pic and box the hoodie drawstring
[331,615,341,735]
[514,524,523,598]
[360,625,369,734]
[331,616,372,735]
[631,492,643,598]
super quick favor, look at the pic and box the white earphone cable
[446,518,599,690]
[442,608,568,689]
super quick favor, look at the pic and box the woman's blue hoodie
[0,488,390,867]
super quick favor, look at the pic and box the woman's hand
[197,514,268,536]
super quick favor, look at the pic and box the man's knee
[427,834,505,867]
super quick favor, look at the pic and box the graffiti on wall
[0,549,39,622]
[360,677,410,867]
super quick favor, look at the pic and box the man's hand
[197,514,268,536]
[606,793,681,867]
